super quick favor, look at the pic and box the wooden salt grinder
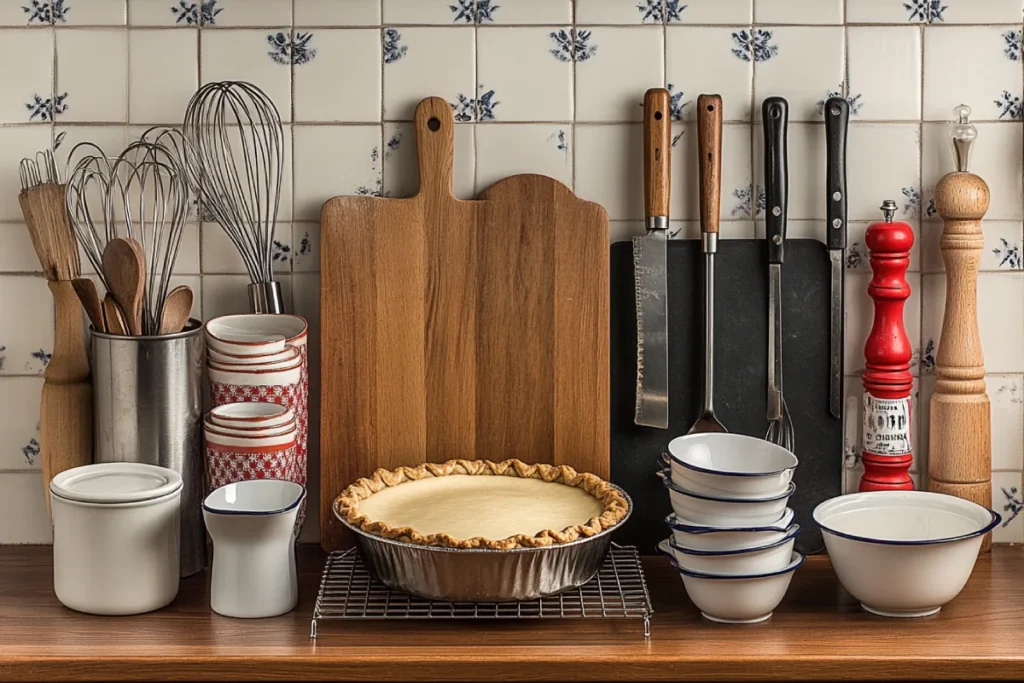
[928,104,993,553]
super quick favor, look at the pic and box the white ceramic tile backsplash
[0,0,1023,544]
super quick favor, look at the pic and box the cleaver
[632,88,671,429]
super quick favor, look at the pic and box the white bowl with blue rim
[814,490,1001,618]
[666,509,796,551]
[667,551,804,624]
[665,433,798,499]
[658,524,798,575]
[660,470,794,527]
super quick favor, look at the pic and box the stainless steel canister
[90,319,206,577]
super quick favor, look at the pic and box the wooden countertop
[1,544,1021,681]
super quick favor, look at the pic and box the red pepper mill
[859,200,915,492]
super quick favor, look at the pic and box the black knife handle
[825,97,849,251]
[763,97,788,264]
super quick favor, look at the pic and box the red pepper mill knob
[859,200,915,492]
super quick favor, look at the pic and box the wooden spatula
[158,285,193,335]
[102,238,145,335]
[102,293,128,336]
[72,277,105,331]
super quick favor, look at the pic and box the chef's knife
[633,88,671,429]
[824,97,849,419]
[763,97,788,422]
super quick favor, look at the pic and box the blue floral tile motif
[26,93,68,122]
[1003,30,1022,61]
[730,185,765,219]
[925,196,937,218]
[268,32,317,66]
[451,87,500,122]
[994,91,1022,120]
[385,133,402,157]
[296,232,311,258]
[450,0,499,24]
[31,349,52,368]
[904,1,946,22]
[992,238,1022,269]
[1001,487,1022,528]
[23,0,68,24]
[902,187,920,217]
[919,338,935,373]
[845,242,864,270]
[816,85,863,117]
[383,28,408,65]
[731,30,778,63]
[172,1,223,25]
[272,240,291,263]
[0,345,6,372]
[549,29,597,63]
[635,0,687,23]
[355,145,388,197]
[548,129,568,160]
[667,84,688,122]
[21,438,40,466]
[997,382,1022,404]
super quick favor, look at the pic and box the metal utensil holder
[90,319,206,577]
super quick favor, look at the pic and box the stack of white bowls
[658,432,803,624]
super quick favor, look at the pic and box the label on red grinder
[862,395,912,456]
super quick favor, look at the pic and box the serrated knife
[825,96,849,419]
[633,88,671,429]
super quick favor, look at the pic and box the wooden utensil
[18,151,91,520]
[319,96,609,551]
[158,285,193,335]
[102,293,129,336]
[72,278,105,331]
[688,94,728,435]
[102,238,145,336]
[928,105,992,553]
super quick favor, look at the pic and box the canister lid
[50,462,182,504]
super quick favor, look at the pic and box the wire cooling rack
[310,543,653,638]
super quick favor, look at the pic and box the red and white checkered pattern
[204,440,305,530]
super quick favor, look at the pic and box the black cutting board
[609,239,842,556]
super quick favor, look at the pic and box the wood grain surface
[39,280,91,519]
[0,545,1021,681]
[319,97,609,550]
[929,171,992,552]
[696,94,723,236]
[643,88,670,219]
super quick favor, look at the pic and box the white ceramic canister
[50,462,182,615]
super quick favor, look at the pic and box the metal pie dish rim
[335,483,633,555]
[662,471,796,503]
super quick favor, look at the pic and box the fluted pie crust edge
[334,459,630,549]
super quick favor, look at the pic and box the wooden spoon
[102,238,145,336]
[71,278,105,331]
[102,293,128,336]
[158,285,193,335]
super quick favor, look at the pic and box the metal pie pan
[336,485,632,602]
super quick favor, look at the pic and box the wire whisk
[765,397,795,453]
[19,149,60,190]
[64,136,188,335]
[181,80,285,313]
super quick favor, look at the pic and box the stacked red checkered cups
[203,314,309,531]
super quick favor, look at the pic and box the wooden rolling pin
[927,105,992,553]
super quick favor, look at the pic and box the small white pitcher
[203,479,306,618]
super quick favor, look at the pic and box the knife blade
[825,97,849,419]
[633,88,671,429]
[763,97,788,422]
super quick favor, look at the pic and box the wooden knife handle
[697,94,723,236]
[643,88,671,220]
[414,96,456,200]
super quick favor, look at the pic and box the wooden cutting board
[319,97,610,550]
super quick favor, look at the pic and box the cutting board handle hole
[653,111,663,121]
[426,117,441,132]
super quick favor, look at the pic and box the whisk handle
[249,281,285,314]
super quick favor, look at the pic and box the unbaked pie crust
[334,459,629,549]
